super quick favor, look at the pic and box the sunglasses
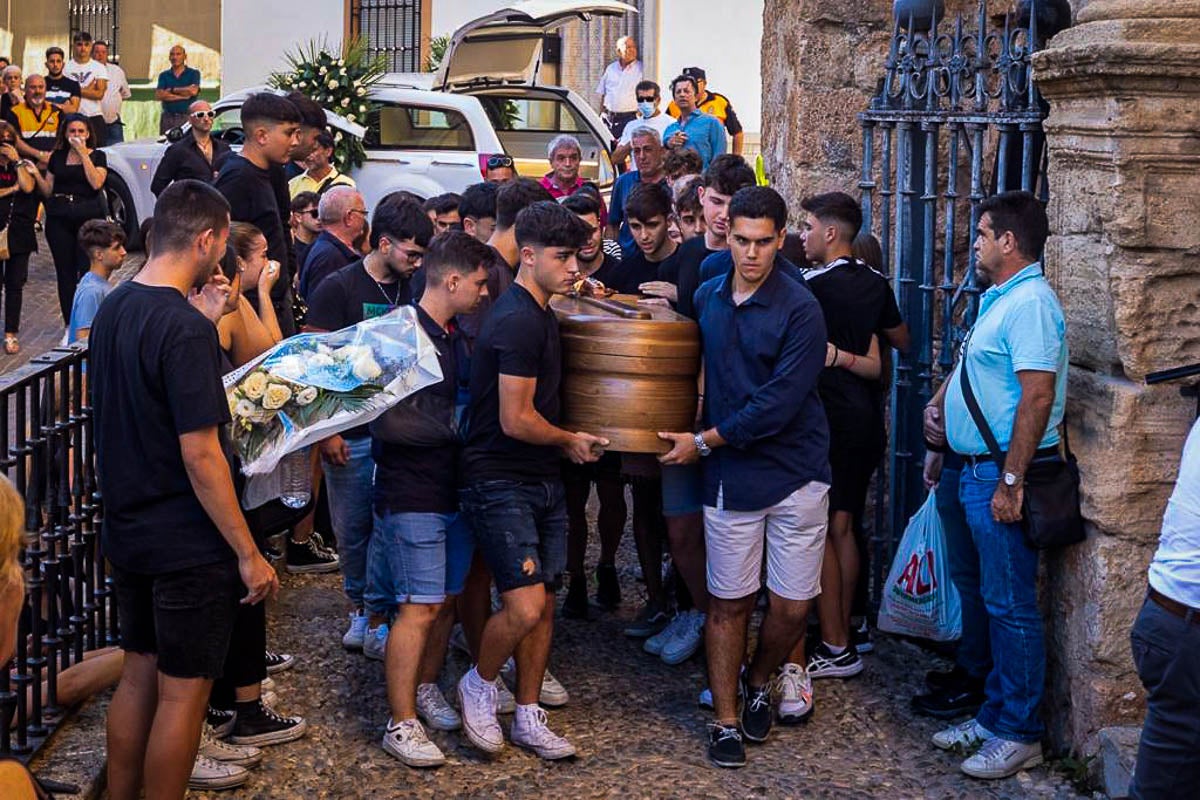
[191,110,215,119]
[636,96,658,103]
[486,155,514,169]
[297,208,318,219]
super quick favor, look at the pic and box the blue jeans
[322,436,384,612]
[937,453,992,681]
[1130,595,1200,799]
[105,120,124,145]
[369,511,474,604]
[959,459,1044,742]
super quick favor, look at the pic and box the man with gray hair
[607,125,669,251]
[0,64,22,120]
[297,186,367,299]
[539,134,607,225]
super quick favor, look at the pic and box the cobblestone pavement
[190,548,1087,800]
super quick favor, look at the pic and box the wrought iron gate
[859,1,1053,604]
[349,0,424,72]
[68,1,119,56]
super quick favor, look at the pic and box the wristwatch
[1003,471,1022,487]
[693,432,711,457]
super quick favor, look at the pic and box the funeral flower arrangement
[224,307,441,475]
[269,38,386,170]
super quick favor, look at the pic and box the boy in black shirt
[614,181,679,296]
[90,180,278,797]
[215,93,301,335]
[374,232,492,768]
[457,202,606,760]
[305,198,434,657]
[44,47,81,113]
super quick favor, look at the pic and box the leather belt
[1148,586,1200,624]
[962,445,1060,467]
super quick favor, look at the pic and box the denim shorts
[459,479,568,593]
[661,463,704,516]
[370,511,475,604]
[111,559,241,679]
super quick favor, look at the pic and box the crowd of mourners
[0,30,1190,800]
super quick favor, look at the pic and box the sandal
[4,334,18,355]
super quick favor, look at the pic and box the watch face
[1004,473,1016,486]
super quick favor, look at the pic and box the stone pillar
[1033,0,1200,751]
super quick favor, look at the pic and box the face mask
[637,101,655,118]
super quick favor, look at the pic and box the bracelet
[830,345,839,368]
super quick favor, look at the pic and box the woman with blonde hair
[0,474,39,799]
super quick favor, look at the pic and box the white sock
[824,641,847,656]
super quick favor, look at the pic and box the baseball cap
[682,66,706,81]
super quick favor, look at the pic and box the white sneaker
[495,678,516,714]
[416,683,461,731]
[363,623,389,661]
[189,754,249,790]
[511,704,575,760]
[932,718,997,751]
[457,669,504,754]
[382,718,446,768]
[960,737,1043,779]
[343,609,369,650]
[775,663,814,724]
[540,670,569,707]
[199,723,263,768]
[644,612,688,656]
[661,610,706,665]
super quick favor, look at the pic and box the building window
[68,0,120,57]
[348,0,425,73]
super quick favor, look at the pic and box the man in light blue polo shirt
[663,75,726,170]
[923,190,1067,781]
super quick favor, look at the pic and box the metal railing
[859,1,1052,604]
[0,344,113,758]
[69,1,120,58]
[349,0,424,73]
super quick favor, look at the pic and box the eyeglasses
[298,208,318,219]
[486,155,514,169]
[347,208,368,218]
[387,243,424,265]
[191,111,215,119]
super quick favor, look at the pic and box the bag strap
[957,329,1007,464]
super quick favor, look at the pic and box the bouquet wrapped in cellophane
[223,306,441,475]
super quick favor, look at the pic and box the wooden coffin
[551,294,701,453]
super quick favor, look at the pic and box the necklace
[365,263,399,306]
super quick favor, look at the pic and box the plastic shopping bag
[877,493,962,642]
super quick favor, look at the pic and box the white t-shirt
[618,112,674,145]
[1150,416,1200,608]
[99,62,131,123]
[65,59,109,117]
[594,59,642,114]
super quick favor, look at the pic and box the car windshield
[475,94,614,186]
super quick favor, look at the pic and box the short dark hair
[800,191,863,240]
[46,47,65,60]
[73,31,93,44]
[241,92,302,129]
[664,148,703,179]
[561,191,601,219]
[514,201,592,250]
[290,190,320,213]
[623,182,673,224]
[423,192,461,216]
[314,130,335,150]
[286,91,327,130]
[703,154,756,196]
[78,219,124,254]
[674,175,704,215]
[93,40,109,49]
[978,190,1049,260]
[151,180,231,256]
[370,196,434,250]
[139,217,155,251]
[635,80,660,98]
[496,177,554,229]
[379,190,423,207]
[852,232,884,270]
[670,75,698,95]
[458,182,498,222]
[423,231,493,282]
[728,186,788,233]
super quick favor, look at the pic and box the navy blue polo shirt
[299,230,360,300]
[695,261,830,511]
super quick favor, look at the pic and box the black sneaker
[852,618,874,654]
[562,574,590,620]
[309,531,337,555]
[227,700,308,746]
[925,664,977,692]
[707,723,746,768]
[739,677,774,743]
[264,650,295,674]
[207,706,237,739]
[806,642,864,679]
[622,604,670,638]
[911,684,986,719]
[286,537,340,574]
[595,563,621,609]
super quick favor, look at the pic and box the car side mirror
[165,126,185,143]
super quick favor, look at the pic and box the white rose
[295,386,319,406]
[234,399,257,418]
[307,352,335,368]
[352,354,382,382]
[298,80,307,89]
[328,79,338,90]
[341,97,350,107]
[346,114,355,123]
[336,59,345,67]
[240,371,269,400]
[261,383,294,411]
[269,354,305,380]
[319,66,327,75]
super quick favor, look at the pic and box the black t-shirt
[582,252,622,288]
[215,155,290,299]
[373,306,468,514]
[804,256,904,441]
[306,259,410,439]
[674,235,719,320]
[89,282,235,574]
[608,244,680,294]
[456,245,515,346]
[463,283,562,482]
[48,148,107,198]
[44,75,81,110]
